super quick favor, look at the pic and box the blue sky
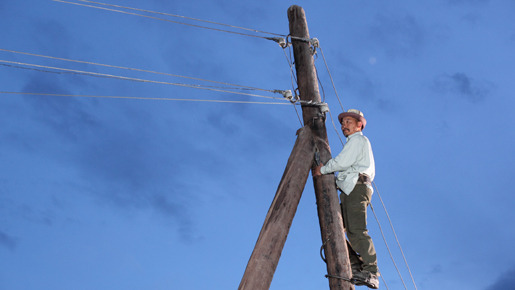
[1,0,514,289]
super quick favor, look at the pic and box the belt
[356,174,372,185]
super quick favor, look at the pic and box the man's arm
[314,137,362,176]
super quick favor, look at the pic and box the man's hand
[313,163,324,177]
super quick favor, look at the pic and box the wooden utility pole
[239,126,315,290]
[288,5,354,290]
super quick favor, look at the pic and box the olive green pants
[341,184,378,274]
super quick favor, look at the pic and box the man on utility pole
[240,6,366,290]
[314,109,379,289]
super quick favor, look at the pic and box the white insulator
[319,103,329,113]
[283,90,293,100]
[278,38,287,48]
[310,38,319,48]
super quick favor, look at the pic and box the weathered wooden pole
[239,126,315,290]
[288,5,354,290]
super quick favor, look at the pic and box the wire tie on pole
[320,237,328,263]
[325,274,353,283]
[289,35,311,43]
[302,100,326,106]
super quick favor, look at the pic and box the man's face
[341,116,362,137]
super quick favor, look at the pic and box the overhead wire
[0,59,290,102]
[52,0,291,42]
[370,202,409,290]
[51,0,266,40]
[0,56,324,107]
[0,91,292,105]
[380,275,390,290]
[0,48,277,93]
[45,0,318,112]
[69,0,285,37]
[315,64,326,104]
[51,0,311,44]
[280,44,303,126]
[318,46,344,111]
[327,110,345,146]
[373,182,419,290]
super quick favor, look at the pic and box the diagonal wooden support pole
[239,126,315,290]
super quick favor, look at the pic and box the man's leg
[341,185,378,274]
[341,201,364,271]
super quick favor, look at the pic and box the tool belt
[357,174,372,185]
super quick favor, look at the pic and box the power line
[0,51,323,106]
[73,0,285,37]
[373,182,418,290]
[0,48,277,93]
[0,91,293,105]
[318,46,344,111]
[369,202,409,290]
[327,110,345,146]
[0,59,289,101]
[280,44,302,126]
[52,0,285,41]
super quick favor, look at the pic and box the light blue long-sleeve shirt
[320,131,375,195]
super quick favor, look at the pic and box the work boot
[352,270,379,289]
[351,263,362,276]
